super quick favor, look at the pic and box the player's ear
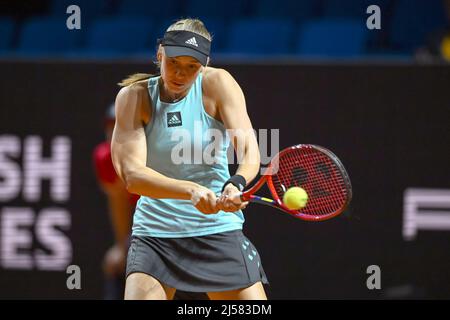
[156,45,163,63]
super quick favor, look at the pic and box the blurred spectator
[92,103,138,299]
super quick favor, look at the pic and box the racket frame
[240,144,352,221]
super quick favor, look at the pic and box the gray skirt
[126,229,269,292]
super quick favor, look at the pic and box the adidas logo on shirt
[167,112,182,127]
[185,37,198,47]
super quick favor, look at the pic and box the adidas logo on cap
[185,37,198,47]
[167,112,182,127]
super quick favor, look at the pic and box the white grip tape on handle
[215,192,243,204]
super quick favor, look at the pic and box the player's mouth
[171,81,184,88]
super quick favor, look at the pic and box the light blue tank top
[132,73,245,238]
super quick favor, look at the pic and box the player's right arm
[111,83,218,214]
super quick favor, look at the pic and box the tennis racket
[234,144,352,221]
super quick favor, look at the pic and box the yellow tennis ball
[283,187,308,210]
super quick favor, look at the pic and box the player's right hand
[190,185,219,214]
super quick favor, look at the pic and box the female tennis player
[111,18,268,300]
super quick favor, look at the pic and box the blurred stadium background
[1,0,449,60]
[0,0,449,299]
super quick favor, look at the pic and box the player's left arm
[207,69,260,209]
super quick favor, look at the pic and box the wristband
[221,175,246,192]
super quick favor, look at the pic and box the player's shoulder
[203,67,234,84]
[202,67,237,95]
[115,79,151,120]
[116,79,152,124]
[117,80,148,101]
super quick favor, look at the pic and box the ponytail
[117,73,154,87]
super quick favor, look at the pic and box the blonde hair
[118,18,211,87]
[166,18,212,41]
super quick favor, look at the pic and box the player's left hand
[217,184,248,212]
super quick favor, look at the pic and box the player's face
[160,52,202,94]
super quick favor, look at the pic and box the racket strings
[271,148,348,216]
